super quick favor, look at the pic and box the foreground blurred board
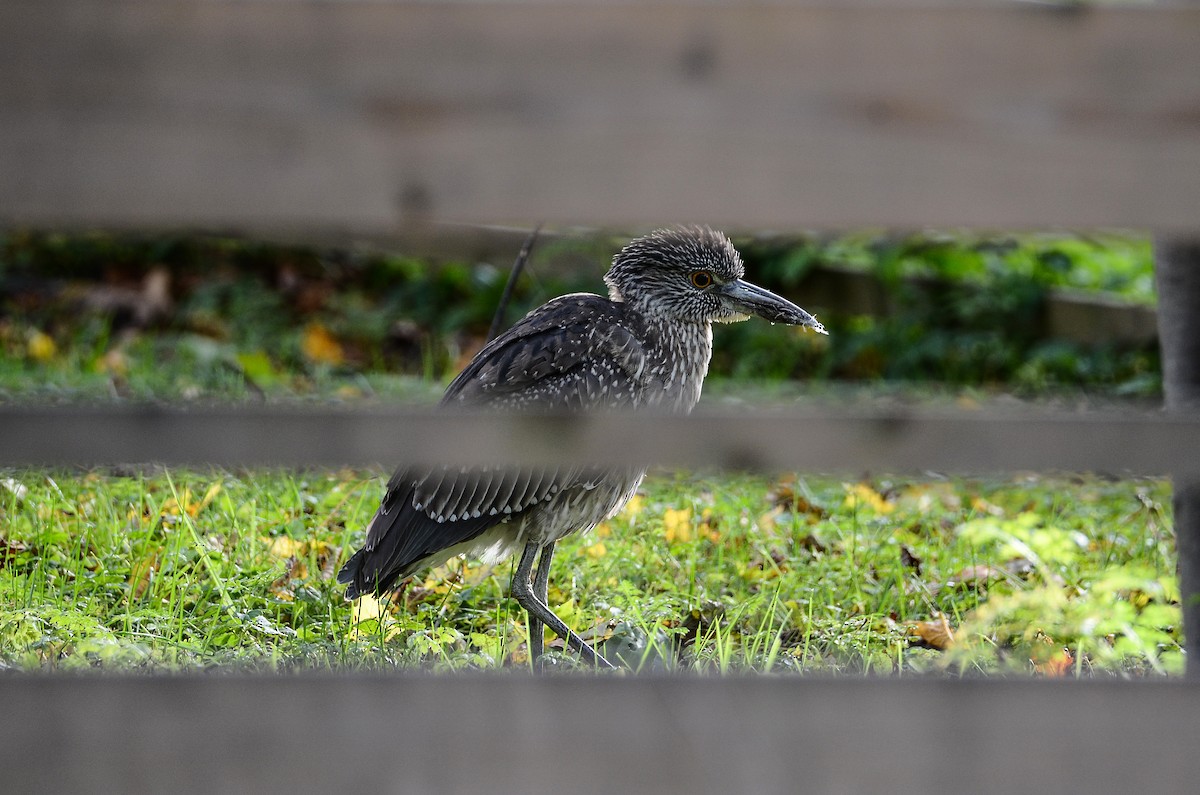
[1,405,1197,476]
[2,1,1199,234]
[3,676,1199,795]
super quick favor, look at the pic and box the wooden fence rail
[1,404,1198,476]
[4,675,1200,795]
[2,1,1199,235]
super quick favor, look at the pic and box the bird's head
[604,226,827,333]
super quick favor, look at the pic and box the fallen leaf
[0,537,31,570]
[350,593,402,640]
[899,544,923,574]
[619,494,645,519]
[757,505,784,532]
[1034,648,1074,677]
[266,536,305,559]
[161,482,223,519]
[127,550,161,600]
[268,555,310,601]
[663,507,692,544]
[301,323,344,366]
[906,614,955,650]
[26,330,57,362]
[843,482,895,514]
[970,496,1005,516]
[698,508,721,543]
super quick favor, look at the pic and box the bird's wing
[340,295,647,596]
[441,293,648,408]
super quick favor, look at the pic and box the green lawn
[0,467,1180,675]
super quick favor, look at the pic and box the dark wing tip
[337,549,365,599]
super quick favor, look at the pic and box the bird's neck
[641,315,713,413]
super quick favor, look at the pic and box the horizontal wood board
[2,2,1199,234]
[1,405,1196,476]
[3,676,1199,795]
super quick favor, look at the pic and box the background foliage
[0,229,1158,402]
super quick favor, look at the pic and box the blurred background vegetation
[0,228,1158,403]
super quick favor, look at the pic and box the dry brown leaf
[1034,648,1075,677]
[906,615,955,650]
[126,550,161,600]
[0,537,31,570]
[268,555,310,601]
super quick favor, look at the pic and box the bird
[338,226,826,669]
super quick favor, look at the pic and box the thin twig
[487,224,541,343]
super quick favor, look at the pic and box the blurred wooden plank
[0,405,1196,476]
[3,676,1199,795]
[1,2,1199,234]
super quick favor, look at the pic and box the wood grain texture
[4,676,1200,795]
[2,2,1199,234]
[1,404,1197,476]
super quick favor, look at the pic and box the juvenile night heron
[338,227,826,668]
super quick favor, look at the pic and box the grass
[0,467,1181,676]
[0,231,1181,676]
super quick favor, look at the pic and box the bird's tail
[336,549,367,600]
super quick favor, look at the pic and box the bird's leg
[512,542,614,670]
[526,542,556,668]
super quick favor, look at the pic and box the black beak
[717,279,827,334]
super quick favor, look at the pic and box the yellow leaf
[27,330,57,362]
[843,483,895,514]
[351,592,383,620]
[758,505,784,531]
[163,482,223,519]
[970,496,1005,516]
[620,494,645,519]
[266,536,305,558]
[663,507,692,543]
[584,541,607,558]
[350,593,402,640]
[301,323,344,366]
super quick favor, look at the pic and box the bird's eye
[690,271,713,289]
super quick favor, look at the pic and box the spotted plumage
[338,226,825,668]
